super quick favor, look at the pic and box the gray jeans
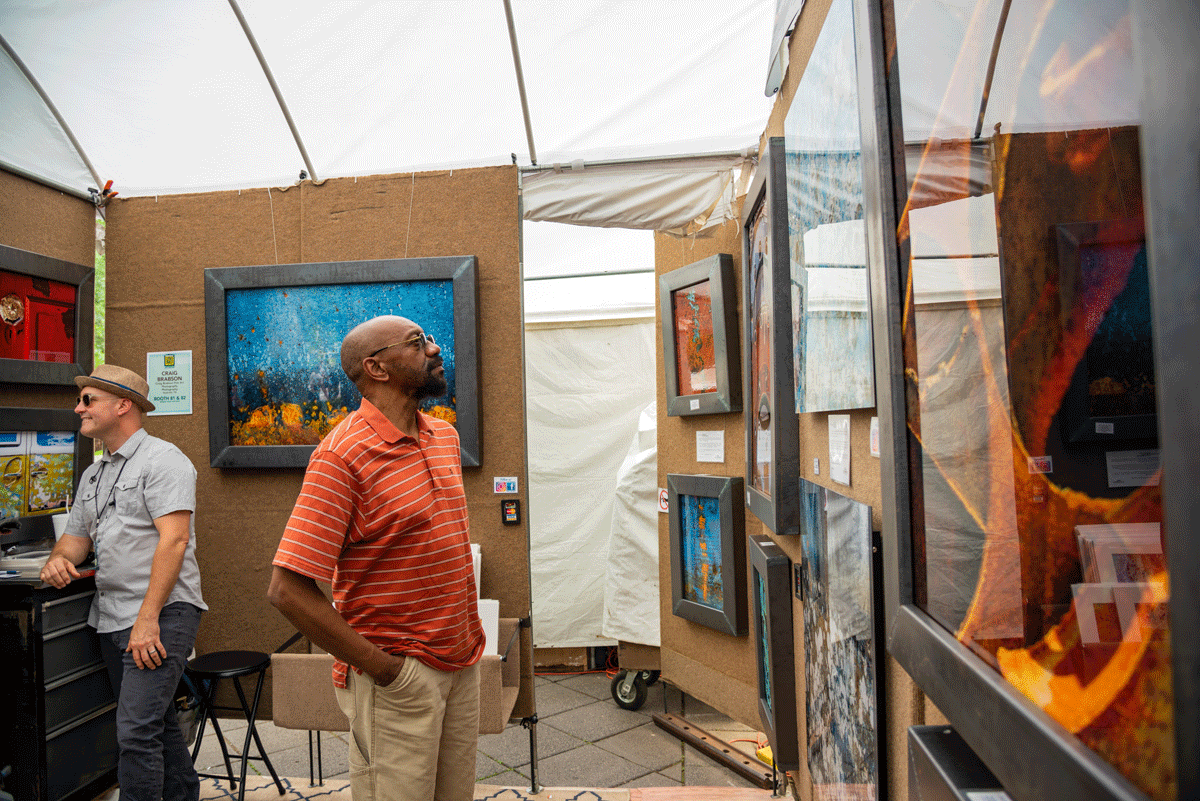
[99,602,203,801]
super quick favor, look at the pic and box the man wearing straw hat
[41,363,207,801]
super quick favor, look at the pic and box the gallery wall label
[146,350,192,416]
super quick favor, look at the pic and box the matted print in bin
[0,408,85,540]
[783,0,875,414]
[749,533,799,772]
[667,473,747,636]
[799,478,881,801]
[0,244,95,386]
[743,137,800,537]
[205,257,479,469]
[660,254,742,416]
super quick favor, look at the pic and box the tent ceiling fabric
[0,0,775,210]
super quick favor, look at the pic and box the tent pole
[518,148,754,174]
[524,267,654,282]
[0,33,103,193]
[227,0,317,182]
[503,0,538,166]
[973,0,1012,140]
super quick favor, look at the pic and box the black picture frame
[204,256,480,469]
[667,473,747,636]
[749,532,799,772]
[743,138,801,537]
[0,407,88,547]
[1055,218,1156,445]
[0,243,94,386]
[660,254,742,416]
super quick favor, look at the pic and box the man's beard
[414,370,448,400]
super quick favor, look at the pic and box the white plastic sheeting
[524,318,655,648]
[0,0,774,199]
[521,152,754,234]
[601,401,660,647]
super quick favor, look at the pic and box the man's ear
[361,356,389,381]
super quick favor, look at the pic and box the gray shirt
[60,427,207,632]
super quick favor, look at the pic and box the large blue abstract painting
[224,280,455,445]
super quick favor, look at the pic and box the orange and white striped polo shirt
[273,399,484,688]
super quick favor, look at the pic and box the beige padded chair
[270,651,347,786]
[271,618,523,784]
[478,617,522,734]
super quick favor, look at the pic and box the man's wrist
[374,652,406,686]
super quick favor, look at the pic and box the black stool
[186,650,285,801]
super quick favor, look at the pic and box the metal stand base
[521,715,539,794]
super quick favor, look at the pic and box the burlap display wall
[103,166,533,717]
[655,218,759,726]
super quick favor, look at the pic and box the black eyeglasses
[77,393,118,407]
[368,332,436,357]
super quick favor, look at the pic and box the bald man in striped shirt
[268,315,485,801]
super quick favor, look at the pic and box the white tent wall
[524,317,656,649]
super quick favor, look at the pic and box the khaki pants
[335,658,480,801]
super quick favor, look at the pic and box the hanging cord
[404,172,416,257]
[267,187,279,264]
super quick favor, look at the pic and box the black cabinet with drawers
[0,578,118,801]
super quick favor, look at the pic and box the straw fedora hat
[75,364,157,413]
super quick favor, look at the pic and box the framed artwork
[743,137,801,537]
[0,243,95,386]
[749,533,799,772]
[204,256,479,469]
[798,478,882,800]
[783,0,875,414]
[660,254,742,416]
[1056,218,1155,445]
[667,473,747,636]
[860,0,1193,792]
[0,407,85,546]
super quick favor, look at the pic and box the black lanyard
[93,457,129,523]
[92,434,145,523]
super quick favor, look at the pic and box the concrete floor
[184,670,775,792]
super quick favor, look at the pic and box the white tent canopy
[1,0,774,210]
[2,0,1141,225]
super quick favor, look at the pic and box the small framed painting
[660,254,741,416]
[0,244,94,386]
[749,532,799,772]
[1055,218,1155,445]
[667,473,747,636]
